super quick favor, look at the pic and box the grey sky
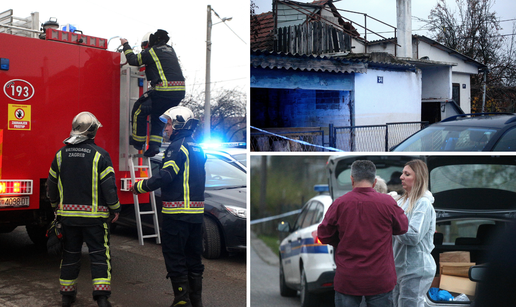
[5,1,249,93]
[252,0,516,39]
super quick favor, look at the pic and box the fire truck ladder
[128,154,161,245]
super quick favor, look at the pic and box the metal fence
[386,122,429,150]
[250,128,328,152]
[334,124,387,151]
[251,122,428,152]
[334,121,429,151]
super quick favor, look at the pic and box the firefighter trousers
[162,216,204,280]
[59,223,112,299]
[131,90,185,148]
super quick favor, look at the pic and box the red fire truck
[0,11,148,245]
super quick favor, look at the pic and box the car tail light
[321,282,334,287]
[0,180,33,195]
[311,230,322,244]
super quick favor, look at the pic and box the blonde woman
[392,159,436,307]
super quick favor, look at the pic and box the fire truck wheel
[26,225,48,247]
[202,216,222,259]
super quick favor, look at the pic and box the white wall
[351,37,366,53]
[367,42,395,54]
[416,41,478,74]
[354,68,422,126]
[421,66,452,100]
[276,2,317,27]
[453,73,473,113]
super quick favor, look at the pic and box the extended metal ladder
[128,154,161,245]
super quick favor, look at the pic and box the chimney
[396,0,412,58]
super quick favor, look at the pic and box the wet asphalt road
[250,232,335,307]
[0,225,246,307]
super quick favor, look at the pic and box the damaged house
[250,0,487,151]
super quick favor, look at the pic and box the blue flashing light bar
[201,142,246,149]
[314,184,329,193]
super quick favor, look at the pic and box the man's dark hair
[351,160,376,184]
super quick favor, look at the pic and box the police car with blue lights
[277,185,335,307]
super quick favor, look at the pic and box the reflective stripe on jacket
[47,139,121,220]
[135,130,206,219]
[123,42,185,91]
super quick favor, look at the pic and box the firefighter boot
[61,292,76,307]
[170,277,192,307]
[143,143,160,157]
[129,137,145,151]
[95,295,112,307]
[188,272,203,307]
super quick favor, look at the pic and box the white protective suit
[392,190,436,307]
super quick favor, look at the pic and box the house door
[452,83,461,106]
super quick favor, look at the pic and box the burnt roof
[251,11,274,51]
[250,0,359,52]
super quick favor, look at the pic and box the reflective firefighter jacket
[123,42,185,92]
[134,130,206,223]
[47,139,121,225]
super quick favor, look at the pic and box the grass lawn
[257,234,280,254]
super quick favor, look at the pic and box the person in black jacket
[47,112,121,307]
[121,29,186,157]
[130,106,206,307]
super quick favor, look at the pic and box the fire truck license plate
[0,196,30,208]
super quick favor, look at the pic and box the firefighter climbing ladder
[128,154,161,245]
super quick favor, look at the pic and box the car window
[312,202,325,225]
[491,126,516,151]
[430,164,516,193]
[205,155,246,188]
[394,126,497,151]
[335,166,403,198]
[437,219,496,244]
[292,203,310,231]
[152,154,246,188]
[300,201,319,229]
[232,153,247,167]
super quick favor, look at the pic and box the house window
[316,90,341,110]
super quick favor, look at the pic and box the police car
[277,185,335,307]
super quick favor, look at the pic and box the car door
[289,201,321,285]
[282,201,311,285]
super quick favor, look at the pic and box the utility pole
[204,6,233,142]
[205,5,212,141]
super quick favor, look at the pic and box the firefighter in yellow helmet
[47,112,120,307]
[130,106,206,307]
[121,29,186,157]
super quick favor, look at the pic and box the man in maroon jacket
[318,160,408,307]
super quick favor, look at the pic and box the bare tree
[427,0,516,112]
[181,88,247,142]
[251,0,261,42]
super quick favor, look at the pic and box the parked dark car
[115,149,247,259]
[391,113,516,151]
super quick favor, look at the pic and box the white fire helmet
[141,32,152,49]
[63,112,102,145]
[159,106,195,130]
